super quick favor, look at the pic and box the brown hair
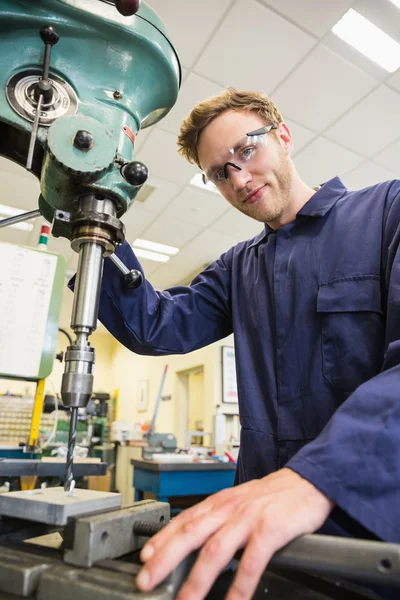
[177,87,284,168]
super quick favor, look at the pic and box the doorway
[176,365,206,447]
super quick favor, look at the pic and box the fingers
[175,513,255,600]
[137,508,230,591]
[139,485,249,564]
[225,513,282,600]
[140,500,212,559]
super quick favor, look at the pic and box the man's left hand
[136,468,334,600]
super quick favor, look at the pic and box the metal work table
[0,459,107,477]
[131,458,236,503]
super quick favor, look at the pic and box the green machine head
[0,0,180,221]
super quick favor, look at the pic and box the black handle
[115,0,141,16]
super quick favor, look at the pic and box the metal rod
[147,365,168,437]
[64,407,78,492]
[43,44,51,80]
[109,252,129,275]
[268,534,400,586]
[26,94,43,171]
[0,209,41,229]
[133,521,165,537]
[71,242,105,332]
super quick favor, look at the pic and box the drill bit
[64,407,78,492]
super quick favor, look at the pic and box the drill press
[0,0,180,491]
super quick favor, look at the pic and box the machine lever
[26,26,59,171]
[0,209,41,229]
[109,252,143,289]
[239,534,400,587]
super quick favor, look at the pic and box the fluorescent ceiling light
[190,173,220,195]
[0,203,35,232]
[389,0,400,8]
[332,9,400,73]
[132,247,170,263]
[133,238,179,255]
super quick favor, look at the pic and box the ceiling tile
[260,0,353,37]
[195,0,316,92]
[388,68,400,93]
[322,0,400,82]
[159,73,223,136]
[324,86,400,157]
[147,0,232,68]
[210,207,265,241]
[136,128,198,185]
[134,127,152,153]
[286,119,316,155]
[122,205,158,244]
[373,139,400,173]
[342,161,398,190]
[141,214,203,247]
[130,257,159,278]
[352,0,400,43]
[166,228,240,273]
[149,265,188,289]
[323,32,390,83]
[131,176,182,214]
[273,45,377,131]
[294,137,364,185]
[164,185,228,227]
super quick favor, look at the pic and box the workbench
[131,458,236,504]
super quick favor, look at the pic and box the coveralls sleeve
[79,241,233,356]
[287,186,400,543]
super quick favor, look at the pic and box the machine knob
[115,0,141,16]
[39,25,60,46]
[73,130,94,151]
[125,269,143,289]
[121,161,148,186]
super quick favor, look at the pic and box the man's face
[197,110,294,226]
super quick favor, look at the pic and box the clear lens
[202,125,276,187]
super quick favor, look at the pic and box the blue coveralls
[95,177,400,591]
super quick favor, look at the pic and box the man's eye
[214,169,225,182]
[241,146,255,161]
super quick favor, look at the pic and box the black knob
[40,25,59,46]
[73,130,94,151]
[121,161,148,186]
[34,79,53,104]
[125,270,143,289]
[115,0,141,16]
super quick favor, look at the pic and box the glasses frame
[202,124,278,186]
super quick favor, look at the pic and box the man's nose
[229,166,251,191]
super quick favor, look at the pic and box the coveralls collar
[249,177,348,248]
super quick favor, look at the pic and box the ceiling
[1,0,400,298]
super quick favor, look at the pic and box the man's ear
[276,122,293,155]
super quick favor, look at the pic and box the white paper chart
[0,243,57,378]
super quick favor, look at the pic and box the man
[96,88,400,599]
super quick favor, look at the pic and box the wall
[111,333,235,446]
